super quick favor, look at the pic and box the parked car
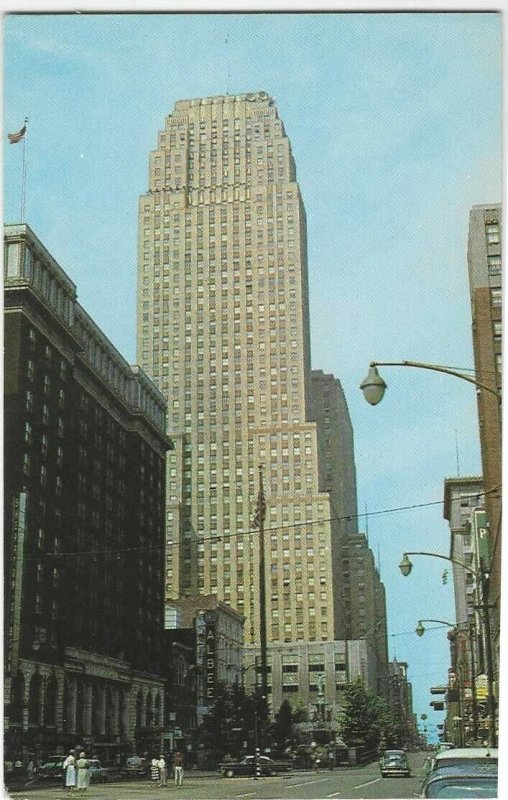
[88,759,108,783]
[121,756,147,777]
[38,755,66,780]
[379,749,411,778]
[421,771,498,797]
[424,747,497,779]
[219,755,290,777]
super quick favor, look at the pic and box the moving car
[421,772,497,797]
[121,756,147,777]
[379,749,411,778]
[219,755,290,777]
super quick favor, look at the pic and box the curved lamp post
[415,619,454,637]
[360,360,501,406]
[401,552,495,746]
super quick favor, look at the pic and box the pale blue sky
[3,11,502,736]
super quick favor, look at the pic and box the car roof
[384,750,406,755]
[426,771,497,783]
[434,748,497,761]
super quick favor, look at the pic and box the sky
[3,7,503,739]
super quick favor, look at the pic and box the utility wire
[25,485,499,562]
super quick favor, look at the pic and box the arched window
[105,687,114,738]
[44,676,57,726]
[136,690,143,728]
[63,678,72,733]
[10,671,24,724]
[146,690,153,726]
[28,673,42,725]
[154,692,162,727]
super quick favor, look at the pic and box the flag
[252,476,266,529]
[8,124,27,144]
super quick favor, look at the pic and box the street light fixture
[360,360,501,405]
[401,551,496,746]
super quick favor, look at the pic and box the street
[6,752,428,800]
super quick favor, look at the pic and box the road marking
[326,792,342,797]
[290,777,331,789]
[354,777,382,788]
[236,793,256,798]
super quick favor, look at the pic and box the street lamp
[360,360,501,406]
[401,552,495,746]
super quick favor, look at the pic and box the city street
[7,753,428,800]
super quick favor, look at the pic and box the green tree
[338,677,396,752]
[270,700,293,753]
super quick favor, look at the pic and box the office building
[467,204,502,668]
[137,91,360,649]
[137,93,389,723]
[4,223,171,760]
[244,638,379,720]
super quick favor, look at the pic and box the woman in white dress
[75,752,89,791]
[63,752,76,792]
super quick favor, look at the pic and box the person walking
[75,752,89,791]
[63,751,76,792]
[157,755,166,786]
[150,757,159,786]
[173,751,184,786]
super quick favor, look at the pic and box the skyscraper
[137,92,369,651]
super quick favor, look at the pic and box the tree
[270,700,293,753]
[338,677,397,752]
[197,683,269,761]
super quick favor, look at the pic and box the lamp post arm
[404,551,479,578]
[370,361,501,398]
[419,618,454,628]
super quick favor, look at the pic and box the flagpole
[258,465,268,704]
[20,118,28,223]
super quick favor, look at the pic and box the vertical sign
[204,621,216,703]
[9,491,27,677]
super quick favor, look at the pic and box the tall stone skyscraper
[137,92,356,647]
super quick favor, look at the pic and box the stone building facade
[4,223,172,761]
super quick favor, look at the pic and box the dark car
[379,749,411,778]
[421,772,498,798]
[121,756,147,777]
[88,759,108,783]
[219,755,289,777]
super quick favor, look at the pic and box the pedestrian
[173,751,184,786]
[157,754,166,786]
[328,749,335,770]
[14,758,23,781]
[75,752,89,791]
[63,751,76,792]
[26,759,36,779]
[150,756,159,785]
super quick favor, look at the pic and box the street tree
[338,677,397,752]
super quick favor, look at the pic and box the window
[485,223,500,244]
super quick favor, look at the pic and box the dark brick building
[4,223,172,762]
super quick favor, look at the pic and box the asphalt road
[6,752,429,800]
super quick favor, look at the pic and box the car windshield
[384,752,406,762]
[425,777,497,798]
